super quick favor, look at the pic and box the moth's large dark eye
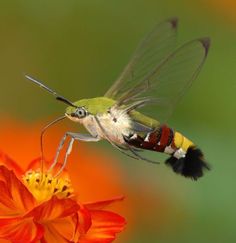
[75,107,87,118]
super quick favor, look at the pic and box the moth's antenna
[40,115,66,173]
[25,74,77,107]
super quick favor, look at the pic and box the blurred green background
[0,0,236,242]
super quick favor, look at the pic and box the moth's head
[65,100,89,122]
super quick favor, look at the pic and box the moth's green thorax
[65,97,159,128]
[66,97,116,115]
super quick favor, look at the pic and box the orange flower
[0,119,126,203]
[0,152,126,242]
[0,117,126,242]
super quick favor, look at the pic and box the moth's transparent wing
[105,17,178,99]
[112,38,210,123]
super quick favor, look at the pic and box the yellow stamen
[23,171,73,203]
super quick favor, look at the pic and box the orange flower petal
[0,180,19,215]
[42,216,79,243]
[0,151,23,176]
[84,196,124,211]
[25,196,80,221]
[0,217,44,243]
[78,206,92,234]
[40,223,71,243]
[0,166,36,215]
[79,210,126,243]
[25,157,42,172]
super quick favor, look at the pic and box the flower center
[23,171,73,203]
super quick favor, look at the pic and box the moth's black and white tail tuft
[165,146,210,180]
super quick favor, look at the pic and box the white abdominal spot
[174,148,186,159]
[144,133,151,142]
[164,146,175,154]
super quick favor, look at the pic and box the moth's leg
[53,132,100,176]
[67,132,101,142]
[53,137,75,177]
[110,142,141,161]
[127,145,160,164]
[48,133,69,172]
[49,132,100,174]
[108,139,156,162]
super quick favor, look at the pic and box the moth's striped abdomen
[124,125,210,180]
